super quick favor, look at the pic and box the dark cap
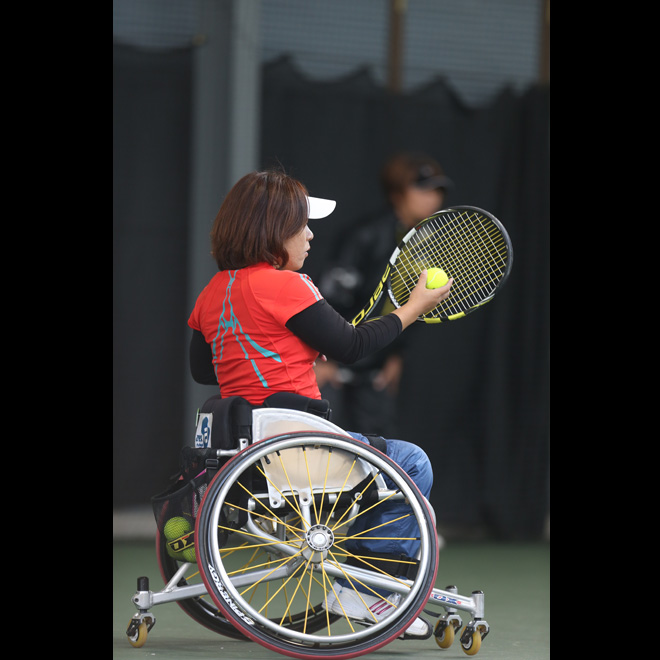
[414,162,454,191]
[381,152,454,198]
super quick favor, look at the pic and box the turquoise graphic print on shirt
[212,270,281,388]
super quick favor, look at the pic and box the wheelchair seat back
[194,395,255,449]
[194,392,332,450]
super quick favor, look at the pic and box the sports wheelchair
[126,393,490,658]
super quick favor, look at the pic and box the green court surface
[113,539,549,659]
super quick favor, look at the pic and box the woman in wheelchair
[188,169,453,639]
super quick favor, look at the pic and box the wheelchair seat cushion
[262,391,331,419]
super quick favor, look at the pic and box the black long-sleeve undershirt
[189,300,402,385]
[189,330,220,385]
[286,299,401,363]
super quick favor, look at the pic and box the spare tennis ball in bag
[164,516,191,540]
[182,546,197,563]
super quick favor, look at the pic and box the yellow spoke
[321,455,359,526]
[319,448,333,527]
[265,570,270,618]
[333,500,411,538]
[277,557,314,626]
[237,546,306,598]
[328,547,413,590]
[321,563,356,633]
[301,445,336,526]
[178,567,201,580]
[330,471,387,531]
[306,566,332,592]
[287,559,321,618]
[253,554,310,614]
[216,524,300,550]
[219,500,305,541]
[254,460,307,529]
[220,540,251,556]
[279,582,290,624]
[228,546,262,576]
[307,558,318,634]
[302,447,321,525]
[227,553,292,577]
[323,552,398,624]
[326,551,417,568]
[272,451,309,528]
[245,568,263,607]
[338,535,417,541]
[234,480,305,540]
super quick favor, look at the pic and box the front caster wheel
[434,620,455,649]
[127,619,149,648]
[461,622,489,656]
[461,629,480,655]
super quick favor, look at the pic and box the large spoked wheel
[196,432,439,659]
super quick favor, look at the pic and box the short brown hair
[210,170,309,270]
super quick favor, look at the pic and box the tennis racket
[350,205,513,325]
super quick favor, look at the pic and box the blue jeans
[335,433,433,595]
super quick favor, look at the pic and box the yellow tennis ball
[426,268,448,289]
[182,546,197,563]
[163,516,191,540]
[166,545,186,560]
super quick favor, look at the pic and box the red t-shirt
[188,262,323,405]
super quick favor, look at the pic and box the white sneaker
[324,583,431,639]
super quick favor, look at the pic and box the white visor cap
[307,196,336,219]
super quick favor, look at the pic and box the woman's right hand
[392,269,453,329]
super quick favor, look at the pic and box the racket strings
[389,209,510,319]
[424,214,507,314]
[419,221,505,316]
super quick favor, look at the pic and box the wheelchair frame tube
[132,572,208,610]
[134,568,484,623]
[426,587,484,619]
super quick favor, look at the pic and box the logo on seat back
[195,413,212,448]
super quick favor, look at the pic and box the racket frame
[350,205,513,326]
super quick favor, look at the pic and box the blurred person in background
[317,152,453,437]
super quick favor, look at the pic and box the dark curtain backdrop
[113,50,549,540]
[113,44,192,507]
[260,58,550,540]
